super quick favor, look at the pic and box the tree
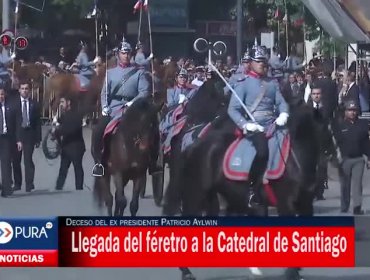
[50,0,95,18]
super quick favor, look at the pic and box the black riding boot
[246,180,260,207]
[246,132,269,208]
[92,116,110,177]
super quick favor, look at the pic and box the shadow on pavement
[7,190,75,198]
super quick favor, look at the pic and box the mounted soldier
[74,41,99,91]
[227,48,252,88]
[159,68,199,155]
[91,38,152,177]
[166,68,198,108]
[132,41,153,69]
[268,46,285,81]
[0,46,16,89]
[227,45,289,207]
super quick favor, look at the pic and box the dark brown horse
[93,98,162,216]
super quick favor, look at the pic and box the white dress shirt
[313,101,321,109]
[304,83,311,103]
[1,101,7,134]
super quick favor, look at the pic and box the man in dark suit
[315,70,338,120]
[12,80,42,192]
[53,95,85,190]
[308,84,332,200]
[341,72,361,113]
[0,87,22,197]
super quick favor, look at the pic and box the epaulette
[237,75,248,82]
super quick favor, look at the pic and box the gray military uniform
[101,64,151,117]
[228,75,289,129]
[133,52,151,68]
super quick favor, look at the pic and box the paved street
[0,126,369,279]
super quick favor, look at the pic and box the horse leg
[113,173,128,216]
[296,188,314,217]
[163,138,183,215]
[100,175,113,216]
[205,190,220,216]
[130,175,146,217]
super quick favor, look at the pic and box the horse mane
[120,98,157,131]
[185,78,227,124]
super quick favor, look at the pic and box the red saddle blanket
[103,119,121,139]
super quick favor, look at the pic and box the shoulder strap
[110,67,139,101]
[248,81,267,114]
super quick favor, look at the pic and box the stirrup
[92,163,104,177]
[248,192,256,208]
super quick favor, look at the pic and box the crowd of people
[0,38,369,215]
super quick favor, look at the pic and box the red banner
[0,250,58,267]
[59,226,355,267]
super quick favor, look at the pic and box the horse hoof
[182,273,196,280]
[284,268,303,280]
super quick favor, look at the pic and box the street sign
[15,36,28,50]
[0,34,12,47]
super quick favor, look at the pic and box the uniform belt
[111,96,132,102]
[252,111,274,117]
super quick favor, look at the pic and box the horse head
[117,98,161,156]
[185,78,228,125]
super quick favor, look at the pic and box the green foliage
[50,0,93,18]
[255,0,321,41]
[315,34,346,57]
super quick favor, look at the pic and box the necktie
[22,100,29,128]
[315,103,320,110]
[0,103,4,134]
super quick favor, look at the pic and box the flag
[274,8,281,19]
[294,17,304,27]
[133,0,148,13]
[91,6,97,16]
[15,2,19,14]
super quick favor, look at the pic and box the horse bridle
[133,134,142,147]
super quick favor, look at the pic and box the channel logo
[0,222,13,244]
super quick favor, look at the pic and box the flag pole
[12,1,20,89]
[93,2,99,57]
[302,4,307,68]
[277,20,280,48]
[146,0,155,95]
[284,0,289,57]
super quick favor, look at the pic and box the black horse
[93,98,162,216]
[162,76,228,216]
[166,94,336,279]
[160,77,228,280]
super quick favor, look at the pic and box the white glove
[102,107,110,116]
[148,53,154,59]
[93,56,99,64]
[10,53,16,59]
[125,101,134,107]
[275,112,289,126]
[301,60,307,67]
[242,123,264,134]
[178,94,186,104]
